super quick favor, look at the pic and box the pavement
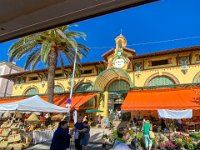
[25,128,113,150]
[26,141,113,150]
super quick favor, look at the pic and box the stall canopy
[51,93,98,111]
[0,95,69,113]
[121,87,200,111]
[158,109,193,119]
[0,92,98,111]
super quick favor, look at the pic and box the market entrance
[107,80,130,112]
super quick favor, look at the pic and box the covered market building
[0,34,200,120]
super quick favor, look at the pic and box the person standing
[177,119,183,131]
[161,119,167,132]
[79,121,90,150]
[50,121,71,150]
[143,120,152,150]
[113,126,131,150]
[74,118,84,150]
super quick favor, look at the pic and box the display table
[32,130,55,144]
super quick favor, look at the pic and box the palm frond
[58,54,65,75]
[24,48,41,69]
[65,31,86,40]
[30,55,41,70]
[56,29,78,49]
[41,41,52,63]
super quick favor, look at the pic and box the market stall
[0,95,69,149]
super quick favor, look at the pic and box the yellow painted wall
[98,91,108,117]
[12,75,97,96]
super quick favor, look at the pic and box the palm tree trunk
[48,49,57,103]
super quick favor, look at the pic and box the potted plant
[102,132,108,148]
[159,142,166,150]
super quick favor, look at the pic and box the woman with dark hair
[79,121,90,150]
[50,120,71,150]
[113,126,131,150]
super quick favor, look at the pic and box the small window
[25,88,38,95]
[55,73,63,78]
[15,79,19,84]
[196,55,200,61]
[54,85,64,93]
[136,63,141,73]
[29,76,38,81]
[152,59,168,66]
[20,78,25,84]
[181,57,187,70]
[82,70,93,74]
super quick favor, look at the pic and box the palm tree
[9,25,89,103]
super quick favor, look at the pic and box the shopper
[79,121,90,150]
[50,120,71,150]
[74,117,84,150]
[113,126,131,150]
[143,120,152,150]
[177,119,183,131]
[161,119,167,132]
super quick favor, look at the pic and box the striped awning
[93,68,132,91]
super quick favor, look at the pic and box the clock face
[113,58,125,68]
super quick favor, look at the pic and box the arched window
[76,83,93,92]
[54,85,64,93]
[196,78,200,83]
[108,80,130,91]
[148,76,175,87]
[25,88,38,95]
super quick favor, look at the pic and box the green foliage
[152,138,159,148]
[9,25,89,71]
[110,129,120,142]
[190,132,200,140]
[136,132,143,140]
[186,143,195,150]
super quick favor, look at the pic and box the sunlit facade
[1,34,200,117]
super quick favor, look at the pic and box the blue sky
[1,0,200,69]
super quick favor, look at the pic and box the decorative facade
[1,34,200,117]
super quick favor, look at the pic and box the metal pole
[69,48,78,99]
[69,48,78,124]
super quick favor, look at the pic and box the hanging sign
[66,98,72,104]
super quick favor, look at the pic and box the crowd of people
[49,112,194,150]
[50,116,91,150]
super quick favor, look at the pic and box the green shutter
[54,85,64,93]
[26,88,38,95]
[76,83,93,92]
[195,76,200,83]
[108,80,130,91]
[148,76,175,86]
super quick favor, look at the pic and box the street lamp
[56,29,78,123]
[66,47,78,124]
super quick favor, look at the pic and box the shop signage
[113,58,125,68]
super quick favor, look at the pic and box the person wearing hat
[113,126,131,150]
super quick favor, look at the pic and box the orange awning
[0,93,98,111]
[121,87,200,111]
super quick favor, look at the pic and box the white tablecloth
[32,130,55,144]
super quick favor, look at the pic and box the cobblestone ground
[26,128,113,150]
[26,141,113,150]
